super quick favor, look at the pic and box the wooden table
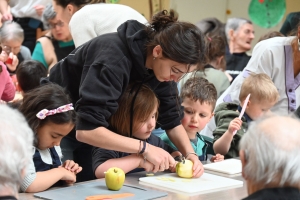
[19,171,248,200]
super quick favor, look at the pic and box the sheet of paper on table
[203,158,242,175]
[139,172,243,195]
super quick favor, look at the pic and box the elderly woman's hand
[5,52,18,72]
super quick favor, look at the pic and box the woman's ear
[152,45,163,58]
[66,4,76,15]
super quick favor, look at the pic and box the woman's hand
[138,156,155,172]
[62,160,82,174]
[186,153,204,178]
[143,144,176,173]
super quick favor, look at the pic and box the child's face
[133,108,157,140]
[245,99,276,120]
[36,121,74,150]
[181,98,214,135]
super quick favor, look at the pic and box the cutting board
[203,159,242,175]
[139,173,243,195]
[34,179,167,200]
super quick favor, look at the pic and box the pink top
[0,62,15,101]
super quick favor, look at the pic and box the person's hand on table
[186,153,204,178]
[58,166,77,184]
[62,160,82,174]
[143,144,175,173]
[210,153,224,162]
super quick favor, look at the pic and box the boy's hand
[228,117,242,134]
[62,160,82,174]
[210,154,224,162]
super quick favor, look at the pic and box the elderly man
[225,18,254,81]
[240,115,300,200]
[0,105,33,199]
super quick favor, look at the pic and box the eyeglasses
[48,21,64,29]
[1,45,12,54]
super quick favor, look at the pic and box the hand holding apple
[176,159,193,178]
[104,167,125,191]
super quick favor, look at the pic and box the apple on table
[104,167,125,191]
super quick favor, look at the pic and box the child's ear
[209,112,214,120]
[16,82,22,92]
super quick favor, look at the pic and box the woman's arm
[77,127,175,174]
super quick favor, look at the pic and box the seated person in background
[0,105,33,200]
[225,18,254,81]
[19,84,82,193]
[240,115,300,200]
[257,31,284,43]
[161,77,224,162]
[0,21,31,74]
[16,60,47,95]
[92,84,181,178]
[0,51,15,102]
[213,73,279,158]
[179,36,230,97]
[32,3,74,71]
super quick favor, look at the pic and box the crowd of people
[0,0,300,199]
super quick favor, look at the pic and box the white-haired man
[0,105,33,199]
[240,115,300,200]
[225,18,254,81]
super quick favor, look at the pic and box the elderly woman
[240,115,300,200]
[0,105,33,199]
[32,4,74,71]
[225,18,255,80]
[0,21,31,74]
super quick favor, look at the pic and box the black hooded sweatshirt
[49,20,183,133]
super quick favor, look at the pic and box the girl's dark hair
[146,10,207,71]
[53,0,105,8]
[19,83,76,135]
[207,36,226,62]
[16,60,47,93]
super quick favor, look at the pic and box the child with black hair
[16,60,47,94]
[19,83,82,193]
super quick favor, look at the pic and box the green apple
[104,167,125,191]
[176,159,193,178]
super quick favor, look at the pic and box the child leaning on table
[92,83,181,178]
[19,83,82,193]
[160,77,224,162]
[213,73,279,158]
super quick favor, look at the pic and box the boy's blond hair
[239,73,279,103]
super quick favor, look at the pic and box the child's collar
[237,105,253,123]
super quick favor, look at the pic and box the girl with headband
[19,83,82,193]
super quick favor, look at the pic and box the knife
[233,94,251,135]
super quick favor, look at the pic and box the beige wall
[169,0,300,52]
[117,0,170,20]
